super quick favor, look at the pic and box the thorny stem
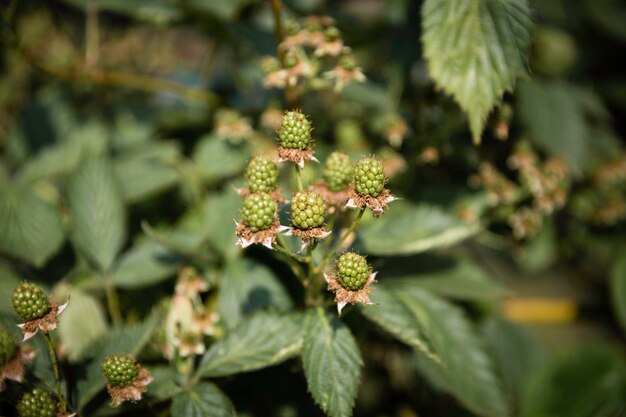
[102,272,122,326]
[43,333,67,412]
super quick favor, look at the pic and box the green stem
[273,242,310,263]
[43,333,67,412]
[270,0,298,106]
[102,272,122,326]
[294,165,303,191]
[320,208,365,270]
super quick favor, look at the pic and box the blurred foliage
[0,0,626,416]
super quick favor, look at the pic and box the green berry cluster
[323,151,353,192]
[336,252,370,290]
[12,282,50,321]
[278,111,312,150]
[101,354,138,388]
[291,191,327,229]
[242,193,277,232]
[0,325,17,366]
[354,157,385,197]
[246,156,279,193]
[16,388,57,417]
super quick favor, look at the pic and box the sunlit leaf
[171,382,236,417]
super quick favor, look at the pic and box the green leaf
[422,0,532,143]
[68,157,126,272]
[482,316,543,405]
[521,344,626,417]
[0,264,21,315]
[361,285,439,362]
[386,258,506,301]
[76,312,160,410]
[171,383,236,417]
[358,203,480,256]
[60,0,182,24]
[302,308,362,417]
[407,289,509,417]
[15,139,83,184]
[192,135,249,183]
[198,312,303,378]
[111,238,181,289]
[113,142,182,203]
[202,190,241,260]
[54,285,108,362]
[218,258,293,329]
[610,256,626,334]
[146,366,184,400]
[0,185,64,267]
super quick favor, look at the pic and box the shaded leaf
[193,135,249,183]
[407,289,509,417]
[422,0,532,143]
[171,382,236,417]
[111,238,181,289]
[0,185,64,267]
[521,344,626,417]
[76,312,160,410]
[68,157,126,272]
[218,258,292,329]
[198,312,303,378]
[358,203,480,256]
[0,264,22,315]
[360,285,439,362]
[386,258,506,301]
[146,366,183,400]
[610,256,626,334]
[302,308,362,417]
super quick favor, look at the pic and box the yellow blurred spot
[503,298,578,324]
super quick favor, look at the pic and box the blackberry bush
[323,151,353,192]
[246,156,279,193]
[291,191,326,229]
[16,388,57,417]
[12,282,50,321]
[241,192,277,232]
[336,252,370,291]
[101,355,138,388]
[354,157,385,197]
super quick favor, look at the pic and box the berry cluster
[336,253,370,291]
[101,355,138,388]
[246,156,279,193]
[323,152,353,192]
[278,110,312,150]
[354,157,385,197]
[242,193,277,232]
[16,388,57,417]
[12,282,50,321]
[0,325,17,366]
[291,191,327,230]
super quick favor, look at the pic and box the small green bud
[323,151,353,192]
[12,282,50,321]
[278,110,312,150]
[291,191,326,229]
[246,156,279,193]
[336,252,370,291]
[242,192,277,232]
[16,388,57,417]
[101,354,138,388]
[354,157,385,197]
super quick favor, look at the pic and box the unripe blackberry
[246,156,279,193]
[323,152,353,192]
[242,193,277,232]
[16,388,57,417]
[278,111,312,150]
[12,282,50,321]
[101,355,138,388]
[354,157,385,197]
[291,191,326,229]
[0,325,17,366]
[336,252,370,291]
[339,55,358,71]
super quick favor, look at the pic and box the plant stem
[270,0,298,106]
[294,165,303,191]
[43,333,67,412]
[273,242,310,263]
[276,234,308,283]
[320,208,365,270]
[102,272,122,326]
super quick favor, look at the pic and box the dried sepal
[17,298,69,341]
[236,218,281,249]
[346,188,397,217]
[276,146,319,168]
[0,344,35,391]
[106,367,153,407]
[325,271,378,315]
